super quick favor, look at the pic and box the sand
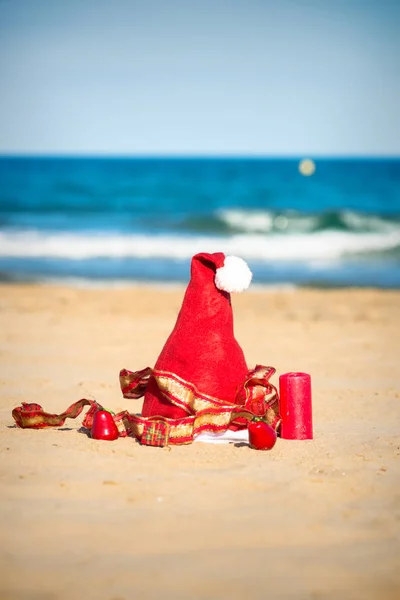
[0,283,399,600]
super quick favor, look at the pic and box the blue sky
[0,0,399,156]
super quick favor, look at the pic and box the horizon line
[0,152,399,160]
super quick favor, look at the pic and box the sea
[0,156,399,289]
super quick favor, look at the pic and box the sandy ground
[0,283,399,600]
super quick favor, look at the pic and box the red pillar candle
[279,372,313,440]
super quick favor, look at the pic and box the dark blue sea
[0,156,399,288]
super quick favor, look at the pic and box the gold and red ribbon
[12,399,99,430]
[11,365,280,447]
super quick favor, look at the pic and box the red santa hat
[142,252,253,419]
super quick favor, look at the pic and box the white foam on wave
[0,229,399,262]
[13,276,297,292]
[219,209,275,233]
[218,209,317,233]
[218,208,400,234]
[24,276,187,290]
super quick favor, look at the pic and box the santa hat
[142,252,253,419]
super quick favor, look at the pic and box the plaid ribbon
[141,420,170,447]
[12,399,99,429]
[119,367,152,398]
[11,365,280,446]
[238,365,281,430]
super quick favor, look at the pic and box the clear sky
[0,0,399,156]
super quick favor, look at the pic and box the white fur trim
[215,255,252,293]
[194,429,250,444]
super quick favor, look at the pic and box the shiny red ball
[248,419,277,450]
[91,410,119,441]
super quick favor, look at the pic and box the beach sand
[0,283,399,600]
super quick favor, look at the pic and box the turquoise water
[0,156,399,287]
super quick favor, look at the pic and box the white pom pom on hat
[215,255,253,293]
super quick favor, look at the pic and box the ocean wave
[1,229,399,262]
[3,206,400,237]
[215,209,400,235]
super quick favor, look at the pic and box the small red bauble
[248,418,277,450]
[91,409,119,441]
